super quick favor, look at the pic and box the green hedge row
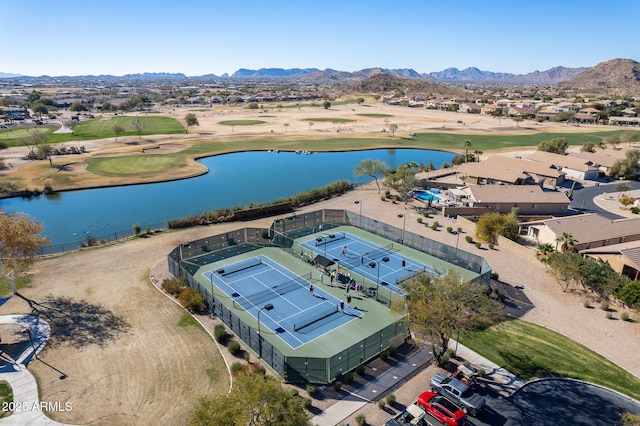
[167,180,352,229]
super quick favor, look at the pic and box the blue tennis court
[202,255,362,349]
[301,231,445,296]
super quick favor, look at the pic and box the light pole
[354,200,362,227]
[370,257,389,302]
[257,303,274,359]
[397,213,406,244]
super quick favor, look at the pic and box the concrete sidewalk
[312,341,525,426]
[0,314,75,426]
[450,340,525,397]
[312,345,432,426]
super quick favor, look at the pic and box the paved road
[471,378,640,426]
[568,180,640,219]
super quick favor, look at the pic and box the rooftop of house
[543,214,640,245]
[527,151,600,172]
[466,184,569,204]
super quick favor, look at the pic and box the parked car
[417,391,468,426]
[385,403,427,426]
[430,374,486,416]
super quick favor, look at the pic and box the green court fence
[168,208,489,383]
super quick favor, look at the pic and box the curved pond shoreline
[1,149,457,248]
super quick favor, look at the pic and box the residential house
[527,151,600,181]
[525,214,640,252]
[464,184,570,215]
[609,116,639,127]
[480,104,502,115]
[536,106,561,120]
[580,240,640,281]
[456,155,566,187]
[459,103,482,114]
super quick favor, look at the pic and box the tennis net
[218,258,263,277]
[343,243,395,268]
[314,232,346,246]
[293,302,338,331]
[236,272,312,308]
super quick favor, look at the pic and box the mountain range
[2,59,638,94]
[0,66,587,85]
[227,66,587,85]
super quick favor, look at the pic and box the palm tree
[464,140,472,163]
[473,149,483,163]
[555,232,576,252]
[535,243,555,263]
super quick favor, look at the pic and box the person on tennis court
[401,259,406,269]
[346,294,352,307]
[309,283,314,296]
[340,300,345,312]
[341,245,347,256]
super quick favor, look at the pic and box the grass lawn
[0,380,13,418]
[86,155,186,176]
[356,113,394,118]
[459,319,640,401]
[179,313,199,327]
[218,120,266,126]
[0,116,184,147]
[411,130,626,151]
[302,118,356,123]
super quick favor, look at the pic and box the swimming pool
[414,190,442,202]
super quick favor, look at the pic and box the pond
[0,149,455,250]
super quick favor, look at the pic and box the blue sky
[3,0,639,77]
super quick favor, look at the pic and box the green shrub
[439,348,455,367]
[431,223,438,230]
[385,190,391,198]
[178,287,206,313]
[457,227,462,233]
[355,413,366,426]
[302,397,313,410]
[621,311,630,321]
[631,207,639,214]
[214,324,227,343]
[344,371,354,384]
[356,364,365,376]
[289,388,299,397]
[605,312,613,319]
[491,272,499,281]
[477,368,486,377]
[465,235,473,243]
[489,243,495,250]
[388,345,396,357]
[132,223,141,236]
[227,340,241,356]
[447,226,453,233]
[257,365,266,375]
[423,222,429,227]
[380,196,386,202]
[422,211,429,217]
[600,300,610,311]
[306,384,317,398]
[161,276,186,296]
[583,300,592,308]
[333,381,342,392]
[385,393,396,405]
[230,362,243,375]
[417,217,423,223]
[377,399,386,409]
[380,349,388,361]
[244,352,250,362]
[475,242,482,249]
